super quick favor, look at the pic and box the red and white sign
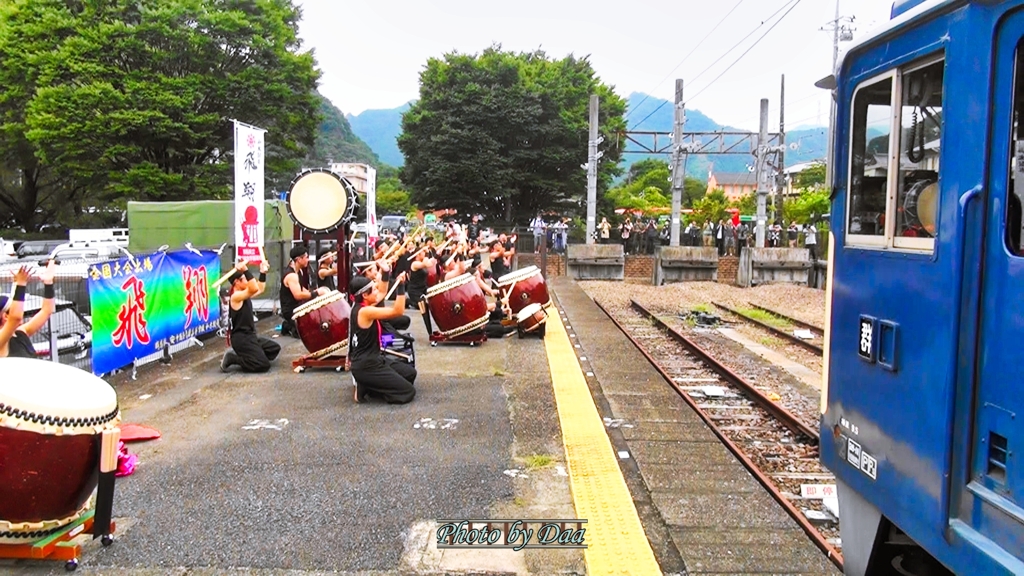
[234,121,266,264]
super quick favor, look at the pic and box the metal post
[586,95,599,245]
[755,99,770,248]
[778,74,786,217]
[669,79,686,247]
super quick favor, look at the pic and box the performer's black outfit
[406,266,433,333]
[279,265,310,338]
[350,302,416,404]
[6,331,36,358]
[222,298,281,373]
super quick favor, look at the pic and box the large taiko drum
[425,273,489,338]
[0,359,120,544]
[286,168,358,235]
[496,266,551,316]
[292,290,350,357]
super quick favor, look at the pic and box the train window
[848,76,893,245]
[1007,42,1024,255]
[894,60,942,249]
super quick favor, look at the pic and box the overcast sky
[294,0,897,132]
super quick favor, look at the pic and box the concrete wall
[567,244,624,280]
[736,247,811,286]
[654,246,719,285]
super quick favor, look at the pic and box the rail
[596,299,842,571]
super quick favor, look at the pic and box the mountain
[347,102,413,167]
[344,93,827,177]
[623,92,827,178]
[306,93,379,166]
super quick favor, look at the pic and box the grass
[741,308,790,329]
[513,497,527,507]
[759,336,784,347]
[691,303,710,313]
[492,367,507,377]
[520,454,555,469]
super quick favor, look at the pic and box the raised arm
[19,260,56,337]
[1,266,30,347]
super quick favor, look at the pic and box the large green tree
[398,47,626,226]
[0,0,320,231]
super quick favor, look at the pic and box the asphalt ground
[2,304,581,575]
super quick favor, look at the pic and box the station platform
[3,278,839,575]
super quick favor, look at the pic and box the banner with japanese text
[234,121,266,264]
[87,250,221,375]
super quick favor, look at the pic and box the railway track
[711,301,824,356]
[595,298,843,571]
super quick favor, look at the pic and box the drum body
[425,274,489,337]
[516,302,547,333]
[292,291,351,355]
[496,266,551,316]
[0,359,120,544]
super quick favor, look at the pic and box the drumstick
[384,276,405,301]
[318,251,337,262]
[212,260,248,288]
[353,261,377,268]
[259,246,267,265]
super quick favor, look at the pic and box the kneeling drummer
[221,260,281,373]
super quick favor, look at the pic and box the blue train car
[821,0,1024,574]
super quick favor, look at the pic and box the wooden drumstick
[384,275,406,300]
[259,246,267,265]
[212,260,248,288]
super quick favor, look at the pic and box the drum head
[286,168,357,234]
[517,302,543,321]
[917,182,938,234]
[0,358,118,432]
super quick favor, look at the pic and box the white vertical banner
[366,165,378,245]
[234,121,266,264]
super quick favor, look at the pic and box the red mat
[120,423,161,442]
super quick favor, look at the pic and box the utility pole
[586,95,601,245]
[821,0,856,74]
[777,75,785,218]
[669,79,686,247]
[755,99,769,248]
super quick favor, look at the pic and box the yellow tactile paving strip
[544,307,661,575]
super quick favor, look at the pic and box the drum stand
[292,341,349,373]
[429,330,487,347]
[0,509,115,572]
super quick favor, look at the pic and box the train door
[965,9,1024,555]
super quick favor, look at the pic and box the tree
[375,176,414,215]
[793,162,826,189]
[0,0,320,230]
[784,188,830,224]
[398,46,626,226]
[691,189,729,225]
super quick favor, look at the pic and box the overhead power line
[689,0,804,103]
[629,0,799,130]
[626,0,746,121]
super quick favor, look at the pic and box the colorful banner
[87,250,221,375]
[234,120,266,264]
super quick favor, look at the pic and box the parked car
[380,215,408,235]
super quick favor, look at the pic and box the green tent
[127,200,293,292]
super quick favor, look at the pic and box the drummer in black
[407,249,435,334]
[0,261,57,359]
[221,260,281,373]
[280,245,327,337]
[348,274,416,404]
[317,247,337,292]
